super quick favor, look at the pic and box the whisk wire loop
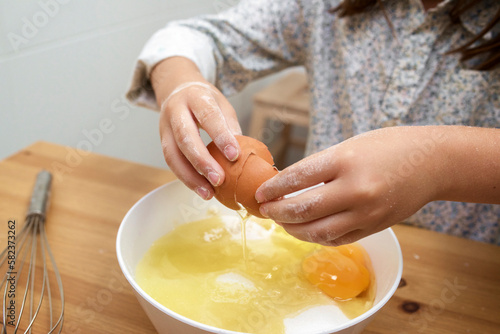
[0,171,64,333]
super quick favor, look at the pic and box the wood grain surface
[0,142,498,334]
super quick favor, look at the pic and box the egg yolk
[303,244,370,300]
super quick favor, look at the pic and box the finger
[187,89,241,162]
[159,127,214,200]
[161,107,225,188]
[214,93,242,136]
[279,211,373,246]
[321,229,368,247]
[260,178,356,223]
[279,211,354,245]
[256,149,339,202]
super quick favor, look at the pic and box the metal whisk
[0,170,64,333]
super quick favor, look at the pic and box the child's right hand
[151,57,242,200]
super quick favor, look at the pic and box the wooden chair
[248,71,310,169]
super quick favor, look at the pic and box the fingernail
[255,190,265,203]
[208,172,221,186]
[224,145,239,161]
[259,205,269,218]
[195,186,211,200]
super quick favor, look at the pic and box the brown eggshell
[206,139,249,210]
[206,135,278,217]
[235,153,279,218]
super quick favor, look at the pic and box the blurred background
[0,0,297,169]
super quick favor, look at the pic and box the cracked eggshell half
[207,135,278,218]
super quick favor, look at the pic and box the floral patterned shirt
[127,0,500,244]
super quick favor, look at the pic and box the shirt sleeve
[126,0,308,110]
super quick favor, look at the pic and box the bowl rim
[116,180,403,334]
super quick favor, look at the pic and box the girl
[127,0,500,245]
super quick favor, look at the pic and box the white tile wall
[0,0,282,168]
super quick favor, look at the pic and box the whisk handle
[28,170,52,216]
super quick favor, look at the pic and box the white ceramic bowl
[116,180,403,334]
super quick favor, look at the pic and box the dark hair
[330,0,500,70]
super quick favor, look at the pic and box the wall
[0,0,285,169]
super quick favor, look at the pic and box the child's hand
[255,127,445,246]
[153,58,242,200]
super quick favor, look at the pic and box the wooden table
[0,142,499,334]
